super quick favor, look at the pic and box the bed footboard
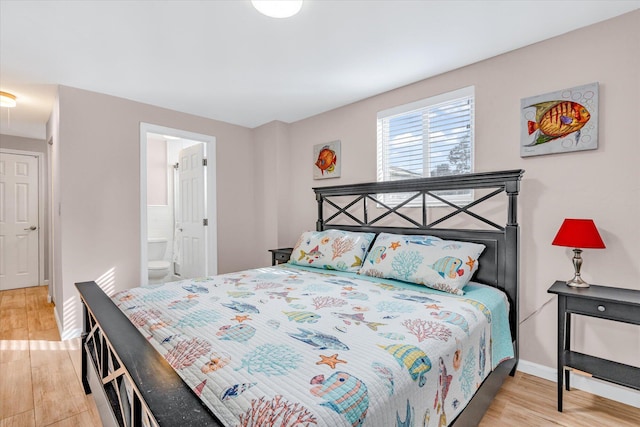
[76,281,221,427]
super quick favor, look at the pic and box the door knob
[24,225,37,231]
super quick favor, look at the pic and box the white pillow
[359,232,485,295]
[288,229,376,272]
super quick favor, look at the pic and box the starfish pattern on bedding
[233,315,251,323]
[316,354,347,369]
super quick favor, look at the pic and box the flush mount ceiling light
[252,0,303,18]
[0,91,17,108]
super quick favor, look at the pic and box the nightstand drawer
[274,251,291,263]
[269,247,293,265]
[566,298,639,324]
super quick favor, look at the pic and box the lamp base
[566,275,589,288]
[565,248,590,288]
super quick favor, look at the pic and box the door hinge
[203,158,207,166]
[203,218,208,226]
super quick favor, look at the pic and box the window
[377,86,474,206]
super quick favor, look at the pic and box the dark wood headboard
[313,169,524,357]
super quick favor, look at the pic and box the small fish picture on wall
[520,82,598,157]
[313,140,341,179]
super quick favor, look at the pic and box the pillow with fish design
[288,229,376,272]
[358,232,485,295]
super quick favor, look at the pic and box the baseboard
[52,304,82,340]
[43,280,51,303]
[518,359,640,409]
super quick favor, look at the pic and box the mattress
[112,264,513,427]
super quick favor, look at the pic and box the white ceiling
[1,1,638,140]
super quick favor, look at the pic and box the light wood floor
[0,286,101,427]
[1,286,638,426]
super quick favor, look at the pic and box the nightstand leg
[557,295,566,412]
[565,312,571,392]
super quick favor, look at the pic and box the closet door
[0,152,39,290]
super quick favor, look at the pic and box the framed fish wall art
[313,140,341,179]
[520,82,598,157]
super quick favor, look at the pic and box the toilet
[148,238,171,283]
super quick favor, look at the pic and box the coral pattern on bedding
[112,265,513,427]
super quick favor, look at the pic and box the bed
[76,169,523,427]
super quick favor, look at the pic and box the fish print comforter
[113,264,513,427]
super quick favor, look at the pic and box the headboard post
[505,224,520,365]
[506,179,520,226]
[316,193,324,231]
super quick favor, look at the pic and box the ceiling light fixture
[0,91,17,108]
[252,0,303,18]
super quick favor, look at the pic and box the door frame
[139,123,217,286]
[0,148,45,288]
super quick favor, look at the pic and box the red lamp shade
[552,219,606,249]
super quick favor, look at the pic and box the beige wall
[48,85,256,337]
[272,11,640,384]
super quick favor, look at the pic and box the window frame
[376,86,475,207]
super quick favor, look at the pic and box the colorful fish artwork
[181,283,209,294]
[379,344,432,387]
[289,328,350,351]
[297,245,324,264]
[268,291,299,303]
[405,236,440,247]
[525,100,591,146]
[220,382,256,401]
[221,301,260,314]
[332,312,386,331]
[378,332,405,341]
[434,357,452,416]
[226,290,254,298]
[430,310,470,335]
[340,291,369,300]
[326,279,358,287]
[216,324,256,342]
[368,246,387,264]
[283,311,321,324]
[429,256,464,279]
[461,299,492,323]
[315,146,337,175]
[393,293,439,304]
[310,371,369,427]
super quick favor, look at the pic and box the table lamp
[552,218,605,288]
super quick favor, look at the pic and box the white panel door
[178,144,206,279]
[0,153,39,290]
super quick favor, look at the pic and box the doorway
[0,150,44,290]
[140,123,217,286]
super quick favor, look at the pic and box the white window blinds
[377,86,474,206]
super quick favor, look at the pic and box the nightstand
[547,281,640,412]
[268,247,293,266]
